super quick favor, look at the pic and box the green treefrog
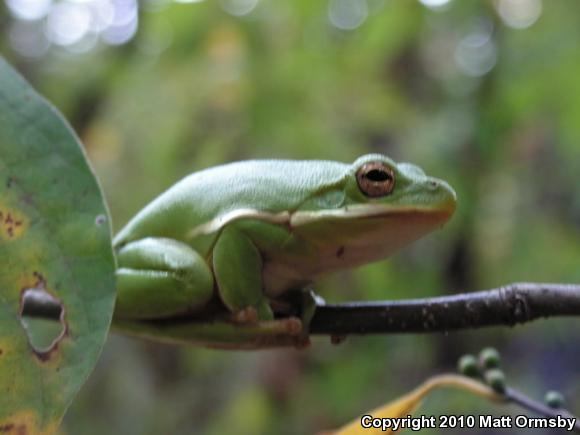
[112,154,456,348]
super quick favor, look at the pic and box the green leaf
[0,57,116,434]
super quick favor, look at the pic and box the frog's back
[114,159,348,247]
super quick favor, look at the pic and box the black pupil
[365,169,390,182]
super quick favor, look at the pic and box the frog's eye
[356,162,395,198]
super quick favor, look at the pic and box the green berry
[480,347,501,369]
[545,391,565,409]
[484,369,506,393]
[458,354,479,377]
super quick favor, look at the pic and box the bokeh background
[2,0,579,434]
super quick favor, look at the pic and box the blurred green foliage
[2,0,579,434]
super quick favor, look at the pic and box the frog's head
[344,153,456,218]
[291,154,456,269]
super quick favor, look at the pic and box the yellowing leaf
[329,374,503,435]
[0,56,116,434]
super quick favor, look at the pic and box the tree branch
[308,282,580,335]
[21,282,580,335]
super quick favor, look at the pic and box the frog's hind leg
[115,237,214,320]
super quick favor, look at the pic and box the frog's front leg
[115,237,214,319]
[212,226,274,322]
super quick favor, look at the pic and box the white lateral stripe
[186,204,437,239]
[289,204,437,226]
[186,208,291,239]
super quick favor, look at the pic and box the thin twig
[504,388,580,433]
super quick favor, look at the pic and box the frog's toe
[281,317,303,335]
[232,306,259,324]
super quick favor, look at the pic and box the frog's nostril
[427,180,438,190]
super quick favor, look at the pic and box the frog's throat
[185,204,453,240]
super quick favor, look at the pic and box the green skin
[112,154,456,349]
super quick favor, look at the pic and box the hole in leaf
[20,288,66,354]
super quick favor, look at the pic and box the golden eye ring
[356,162,395,198]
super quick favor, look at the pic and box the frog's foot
[275,316,302,335]
[224,316,306,349]
[231,299,276,323]
[242,316,304,344]
[232,306,259,324]
[245,316,307,349]
[231,311,302,334]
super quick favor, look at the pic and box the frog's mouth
[289,201,456,227]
